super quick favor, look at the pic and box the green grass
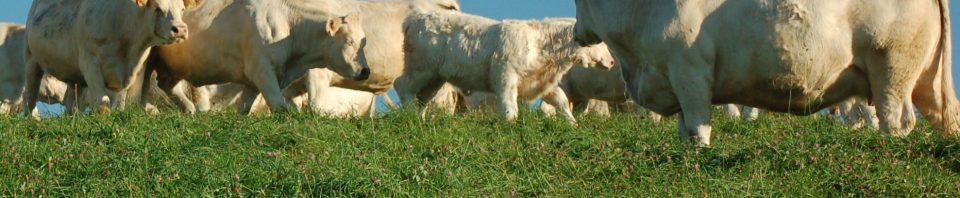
[1,107,959,197]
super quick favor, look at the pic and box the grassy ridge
[0,108,958,197]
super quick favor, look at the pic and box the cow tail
[937,0,958,135]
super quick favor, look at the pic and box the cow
[266,0,461,114]
[143,0,370,114]
[0,23,28,114]
[21,0,201,115]
[574,0,957,145]
[0,23,73,115]
[397,12,615,125]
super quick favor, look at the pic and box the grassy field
[1,107,959,197]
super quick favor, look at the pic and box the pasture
[1,107,958,196]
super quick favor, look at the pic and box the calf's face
[574,42,616,70]
[324,15,371,81]
[137,0,201,45]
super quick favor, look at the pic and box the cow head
[322,14,371,81]
[411,0,461,12]
[573,0,602,47]
[574,42,616,70]
[137,0,202,45]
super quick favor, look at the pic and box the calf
[397,12,614,124]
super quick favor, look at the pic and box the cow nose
[354,68,371,81]
[171,24,188,37]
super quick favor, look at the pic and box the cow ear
[183,0,202,10]
[326,18,343,36]
[136,0,150,7]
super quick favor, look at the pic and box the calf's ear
[327,17,344,36]
[183,0,202,10]
[136,0,150,7]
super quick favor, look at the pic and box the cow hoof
[145,104,160,115]
[690,136,711,147]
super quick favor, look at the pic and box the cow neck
[288,17,336,65]
[129,5,162,50]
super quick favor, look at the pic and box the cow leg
[76,54,117,114]
[913,59,960,136]
[20,59,43,117]
[194,85,213,112]
[63,85,81,114]
[860,101,880,129]
[722,104,741,119]
[305,69,331,113]
[415,81,447,119]
[236,86,261,114]
[540,102,557,117]
[589,100,611,117]
[162,81,197,113]
[244,58,291,113]
[495,74,521,122]
[867,51,922,137]
[110,88,127,110]
[542,88,577,125]
[742,106,760,121]
[668,58,713,146]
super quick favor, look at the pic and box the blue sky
[2,0,958,97]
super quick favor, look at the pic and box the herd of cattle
[0,0,957,146]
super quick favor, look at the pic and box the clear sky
[1,0,958,96]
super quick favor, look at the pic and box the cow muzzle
[170,24,189,42]
[354,68,371,81]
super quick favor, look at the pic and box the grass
[0,107,959,197]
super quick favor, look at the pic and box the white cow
[274,0,461,115]
[143,0,370,114]
[574,0,957,145]
[157,0,459,115]
[0,23,29,114]
[397,12,615,125]
[0,23,74,115]
[21,0,200,115]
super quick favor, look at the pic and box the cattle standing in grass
[21,0,200,115]
[574,0,957,145]
[0,23,72,115]
[276,0,461,114]
[143,0,370,114]
[397,12,615,125]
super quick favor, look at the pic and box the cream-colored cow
[21,0,200,115]
[0,23,72,115]
[143,0,370,114]
[574,0,957,145]
[397,12,614,125]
